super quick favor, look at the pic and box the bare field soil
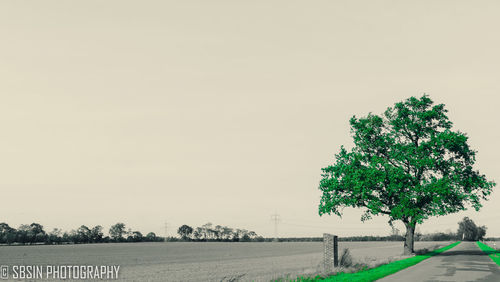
[0,241,452,281]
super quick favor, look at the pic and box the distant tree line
[0,222,163,245]
[1,217,488,245]
[177,223,264,242]
[267,235,404,242]
[175,217,488,243]
[340,235,405,242]
[345,217,488,242]
[415,217,487,241]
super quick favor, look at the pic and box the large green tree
[318,95,495,254]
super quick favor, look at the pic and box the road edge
[293,241,461,282]
[477,241,500,266]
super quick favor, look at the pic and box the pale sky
[1,0,499,238]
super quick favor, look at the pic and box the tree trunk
[403,221,415,255]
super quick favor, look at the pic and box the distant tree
[62,231,71,242]
[201,223,213,240]
[146,232,157,242]
[129,231,143,242]
[237,229,251,242]
[457,217,487,241]
[109,223,126,242]
[90,226,104,243]
[28,223,47,244]
[183,224,261,242]
[77,225,92,243]
[48,228,62,244]
[457,217,476,240]
[477,226,487,241]
[240,233,251,242]
[193,228,202,241]
[177,225,193,241]
[68,229,78,242]
[232,228,242,242]
[16,223,47,244]
[254,236,265,242]
[319,95,496,254]
[0,223,16,244]
[248,231,257,240]
[222,226,233,241]
[16,224,30,243]
[214,225,223,241]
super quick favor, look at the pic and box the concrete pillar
[323,233,338,273]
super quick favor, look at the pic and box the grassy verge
[477,241,500,266]
[293,241,461,282]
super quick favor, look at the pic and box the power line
[271,212,280,241]
[164,222,168,243]
[280,221,388,230]
[280,222,333,229]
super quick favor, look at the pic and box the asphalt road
[378,241,500,282]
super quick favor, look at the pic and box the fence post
[333,235,338,267]
[323,233,339,273]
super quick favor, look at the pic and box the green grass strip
[295,241,461,282]
[477,241,500,266]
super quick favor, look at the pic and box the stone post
[323,233,338,273]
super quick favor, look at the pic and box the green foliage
[477,241,500,266]
[319,95,495,250]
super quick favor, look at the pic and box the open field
[0,241,452,281]
[485,241,500,250]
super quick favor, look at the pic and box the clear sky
[1,0,499,238]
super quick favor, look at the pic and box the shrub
[339,248,353,267]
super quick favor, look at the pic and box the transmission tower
[271,213,280,241]
[164,222,168,243]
